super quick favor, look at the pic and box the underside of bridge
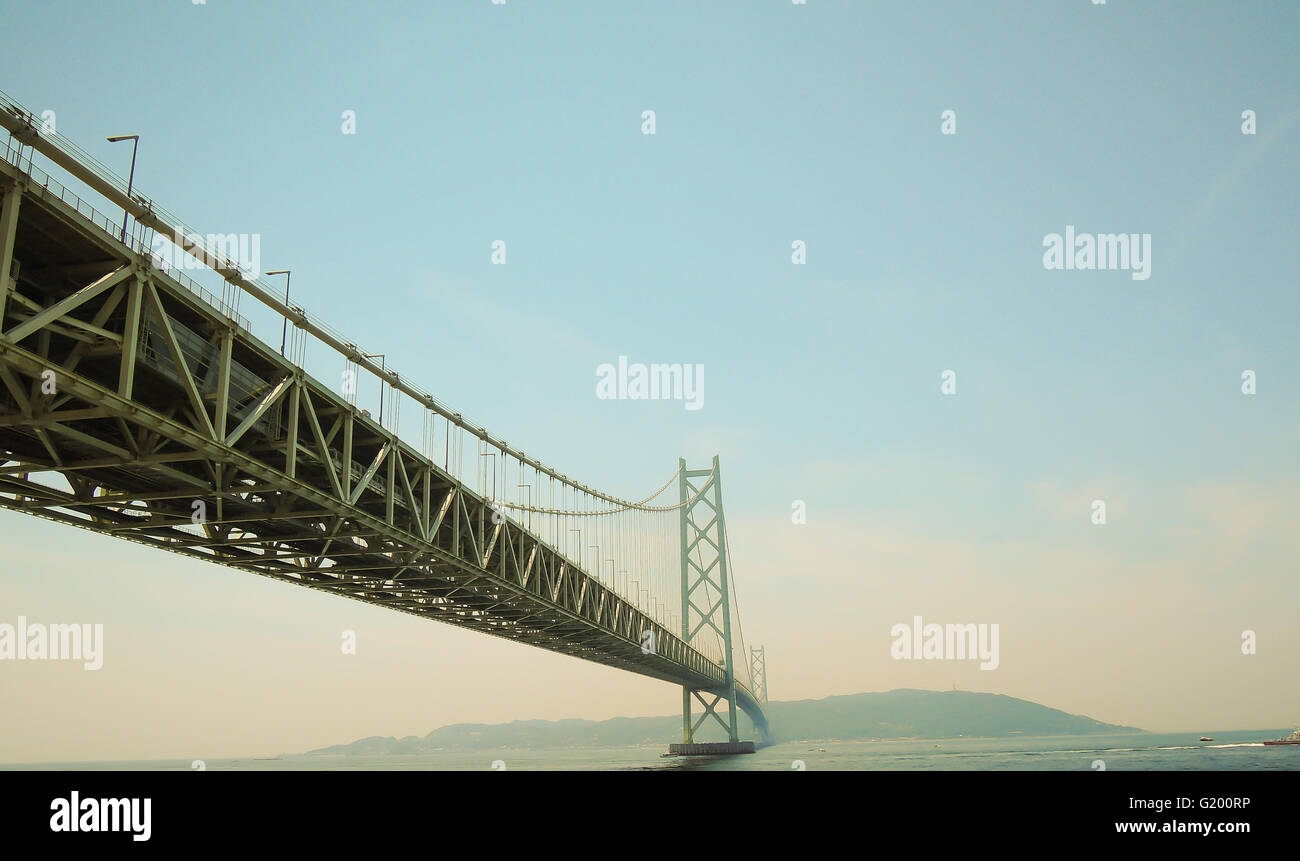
[0,101,769,745]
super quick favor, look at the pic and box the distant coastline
[296,689,1143,756]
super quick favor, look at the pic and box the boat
[1198,736,1214,742]
[1264,727,1300,746]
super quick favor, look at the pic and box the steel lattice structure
[750,646,768,707]
[0,94,770,746]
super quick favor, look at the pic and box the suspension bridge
[0,91,771,753]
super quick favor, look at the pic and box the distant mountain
[767,689,1141,740]
[297,689,1140,755]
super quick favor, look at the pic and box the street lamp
[106,135,139,244]
[266,270,291,356]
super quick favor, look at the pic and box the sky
[1,0,1297,763]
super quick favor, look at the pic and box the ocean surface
[9,730,1299,771]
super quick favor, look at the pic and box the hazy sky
[1,1,1297,763]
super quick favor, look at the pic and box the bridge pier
[666,741,756,757]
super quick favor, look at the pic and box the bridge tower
[750,645,768,707]
[678,455,742,745]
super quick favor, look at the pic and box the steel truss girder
[0,330,723,690]
[0,156,770,713]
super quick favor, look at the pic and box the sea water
[7,730,1297,771]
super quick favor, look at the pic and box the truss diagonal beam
[4,265,130,344]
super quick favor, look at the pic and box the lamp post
[266,270,291,356]
[105,135,139,244]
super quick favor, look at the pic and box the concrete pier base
[665,741,756,756]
